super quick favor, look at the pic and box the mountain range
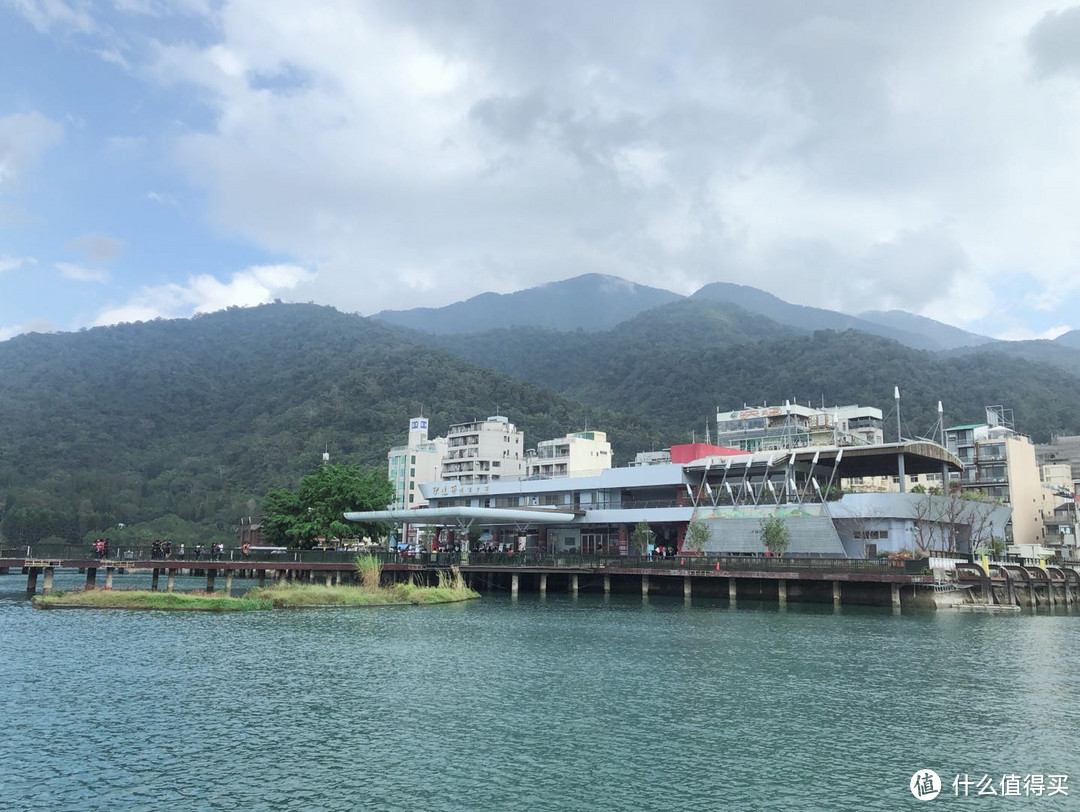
[4,273,1080,547]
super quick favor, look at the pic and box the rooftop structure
[526,430,612,479]
[715,401,884,452]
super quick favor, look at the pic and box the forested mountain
[6,293,1080,549]
[374,273,681,333]
[857,309,992,350]
[374,271,998,353]
[413,300,1080,442]
[0,304,662,546]
[690,282,936,349]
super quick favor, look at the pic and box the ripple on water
[0,579,1077,811]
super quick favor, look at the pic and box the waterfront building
[525,430,612,479]
[387,417,448,510]
[349,438,1005,559]
[715,401,884,452]
[945,407,1046,545]
[441,415,525,484]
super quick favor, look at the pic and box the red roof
[670,442,750,464]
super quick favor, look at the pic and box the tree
[759,515,791,557]
[260,464,394,549]
[684,518,711,557]
[630,521,654,557]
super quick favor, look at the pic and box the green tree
[630,521,654,557]
[759,515,791,557]
[261,464,394,549]
[684,518,711,557]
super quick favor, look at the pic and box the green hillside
[414,300,1080,441]
[0,304,661,546]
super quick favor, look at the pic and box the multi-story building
[945,407,1044,545]
[349,439,1003,560]
[716,402,884,452]
[387,417,447,510]
[526,430,612,479]
[441,415,525,484]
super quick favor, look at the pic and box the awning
[344,506,579,525]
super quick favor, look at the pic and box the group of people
[147,540,227,560]
[646,544,678,560]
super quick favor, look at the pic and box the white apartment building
[387,417,447,510]
[441,415,525,484]
[526,430,612,478]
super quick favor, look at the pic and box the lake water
[0,570,1076,810]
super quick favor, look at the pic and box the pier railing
[2,543,914,575]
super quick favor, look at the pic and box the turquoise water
[0,571,1076,811]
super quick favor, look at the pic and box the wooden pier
[0,548,950,609]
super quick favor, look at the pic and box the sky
[3,1,1080,342]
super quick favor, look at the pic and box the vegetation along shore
[31,557,479,612]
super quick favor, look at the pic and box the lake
[0,570,1075,810]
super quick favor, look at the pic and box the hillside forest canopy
[3,300,1079,547]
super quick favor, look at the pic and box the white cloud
[6,0,98,34]
[13,1,1080,336]
[56,261,111,283]
[995,324,1073,342]
[0,255,36,274]
[0,111,64,188]
[92,263,315,326]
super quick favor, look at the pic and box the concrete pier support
[85,567,97,590]
[151,568,160,592]
[226,572,234,594]
[105,567,115,590]
[603,574,611,595]
[642,574,650,598]
[777,579,787,607]
[728,577,737,604]
[26,568,39,595]
[683,576,692,600]
[570,574,579,595]
[42,567,54,595]
[511,573,519,596]
[539,574,547,595]
[167,570,176,592]
[891,583,901,610]
[258,570,266,587]
[832,580,842,607]
[206,569,216,593]
[334,571,342,586]
[324,572,333,587]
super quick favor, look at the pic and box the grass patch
[247,569,479,608]
[33,589,271,612]
[31,567,479,611]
